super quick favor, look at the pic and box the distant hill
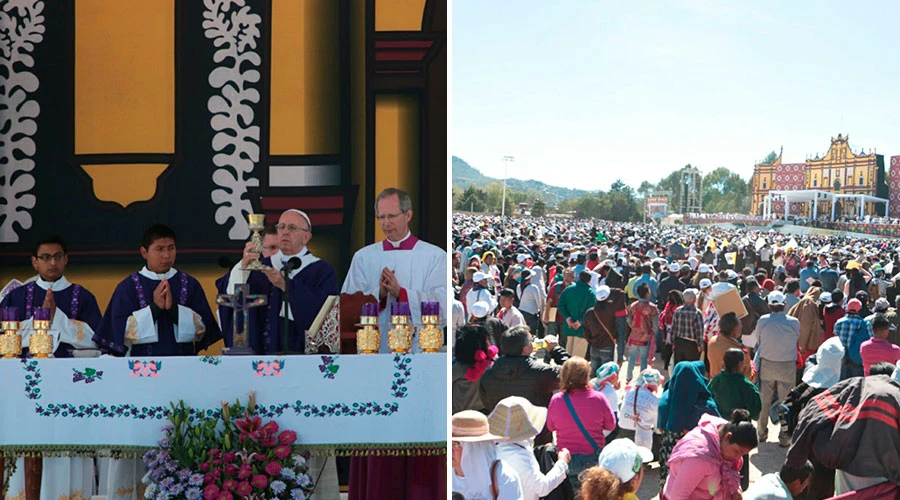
[452,156,592,203]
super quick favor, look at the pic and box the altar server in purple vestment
[342,188,447,500]
[1,235,102,357]
[2,236,101,500]
[218,209,340,354]
[93,224,221,356]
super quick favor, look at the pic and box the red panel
[262,196,344,210]
[375,49,430,61]
[375,40,433,49]
[890,156,900,218]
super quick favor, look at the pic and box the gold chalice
[243,213,272,271]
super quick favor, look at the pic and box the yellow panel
[270,0,340,155]
[82,164,168,207]
[75,0,173,154]
[374,94,419,241]
[375,0,426,31]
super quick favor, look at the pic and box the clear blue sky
[452,1,900,192]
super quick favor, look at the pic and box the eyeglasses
[376,212,407,222]
[36,253,65,262]
[276,224,309,233]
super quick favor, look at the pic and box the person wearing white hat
[755,290,801,444]
[451,410,523,499]
[578,438,652,500]
[466,271,497,318]
[489,397,571,500]
[583,285,620,374]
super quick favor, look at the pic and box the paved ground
[618,356,790,499]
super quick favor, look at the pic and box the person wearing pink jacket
[662,410,758,500]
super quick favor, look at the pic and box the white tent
[762,189,888,221]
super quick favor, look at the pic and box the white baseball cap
[595,285,611,301]
[699,278,713,289]
[875,297,891,311]
[698,264,711,273]
[820,292,833,304]
[469,301,490,319]
[597,438,653,483]
[517,254,528,263]
[767,290,786,305]
[669,263,681,273]
[472,271,488,283]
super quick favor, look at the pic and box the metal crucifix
[216,283,267,355]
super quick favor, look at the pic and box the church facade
[750,134,889,218]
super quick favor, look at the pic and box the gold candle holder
[1,321,22,359]
[356,316,380,354]
[388,315,413,353]
[418,315,442,353]
[29,320,54,358]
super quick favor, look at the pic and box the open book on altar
[306,295,340,354]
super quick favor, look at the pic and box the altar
[0,353,447,456]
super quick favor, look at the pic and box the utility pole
[501,155,515,218]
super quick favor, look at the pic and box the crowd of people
[450,214,900,499]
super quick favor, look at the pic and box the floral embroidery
[391,354,412,399]
[24,356,415,419]
[70,284,81,317]
[128,360,162,377]
[252,359,285,376]
[58,490,87,500]
[22,359,41,400]
[72,367,103,384]
[178,272,189,306]
[199,355,222,365]
[25,282,35,318]
[123,316,139,344]
[131,273,147,309]
[318,355,340,379]
[73,320,86,341]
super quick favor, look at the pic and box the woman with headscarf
[453,325,498,414]
[663,409,759,500]
[822,291,845,341]
[547,357,617,490]
[452,410,524,499]
[489,397,571,500]
[788,286,824,360]
[656,360,721,490]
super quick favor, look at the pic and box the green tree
[637,180,655,200]
[456,185,487,213]
[762,150,778,164]
[531,200,547,217]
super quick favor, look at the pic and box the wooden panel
[75,0,173,154]
[270,0,340,155]
[374,94,419,241]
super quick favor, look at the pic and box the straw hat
[452,410,507,442]
[487,397,547,442]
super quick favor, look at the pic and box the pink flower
[274,445,291,459]
[224,463,236,476]
[251,474,269,489]
[262,421,279,435]
[223,452,236,462]
[199,462,211,472]
[235,415,263,437]
[203,484,219,500]
[222,479,236,491]
[278,430,297,445]
[236,481,252,497]
[260,436,277,447]
[209,448,221,458]
[217,492,233,500]
[203,473,216,485]
[264,460,282,476]
[237,464,252,480]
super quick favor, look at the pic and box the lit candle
[1,307,17,322]
[33,307,51,321]
[421,301,440,316]
[361,303,379,317]
[391,302,411,316]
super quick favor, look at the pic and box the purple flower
[185,487,203,500]
[178,468,192,479]
[160,477,175,488]
[290,488,308,500]
[270,480,287,494]
[189,473,204,486]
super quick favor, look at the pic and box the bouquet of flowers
[142,394,315,500]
